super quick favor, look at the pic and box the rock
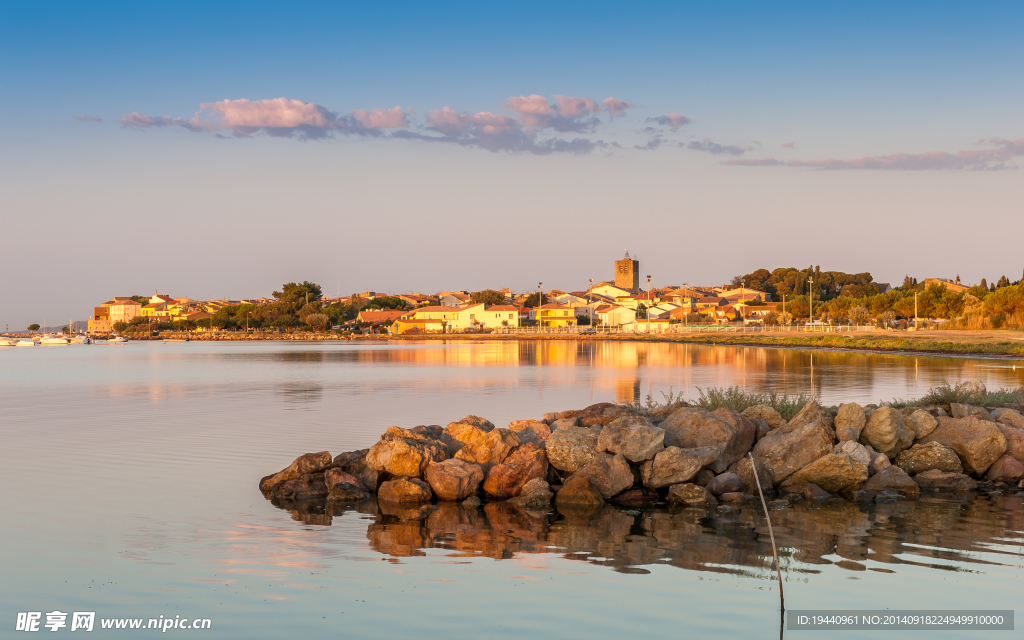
[574,452,635,498]
[649,402,687,423]
[545,427,598,473]
[379,477,433,503]
[332,449,382,492]
[780,454,869,493]
[640,446,722,488]
[863,466,920,498]
[859,407,914,457]
[557,402,635,427]
[508,478,553,510]
[918,416,1008,475]
[608,487,661,506]
[456,415,495,431]
[327,482,370,502]
[996,424,1024,460]
[550,417,579,430]
[994,409,1024,430]
[986,455,1024,483]
[367,427,448,478]
[750,418,771,441]
[835,403,867,442]
[543,412,558,423]
[443,422,490,455]
[905,410,939,439]
[324,468,367,491]
[862,444,891,475]
[597,415,665,462]
[554,475,605,506]
[894,442,963,475]
[667,483,718,507]
[706,472,742,496]
[849,488,876,502]
[482,443,548,499]
[259,451,333,498]
[693,469,716,486]
[784,483,832,501]
[741,405,787,430]
[272,472,329,500]
[833,441,871,466]
[425,459,485,501]
[787,400,836,441]
[914,469,978,491]
[719,492,755,503]
[410,425,445,440]
[454,428,520,474]
[508,419,552,445]
[462,496,481,508]
[726,456,772,495]
[950,404,994,421]
[956,379,986,396]
[659,407,755,473]
[751,420,833,486]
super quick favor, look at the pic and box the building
[614,251,640,293]
[88,305,112,333]
[588,281,633,300]
[923,278,969,293]
[453,304,521,330]
[534,303,576,328]
[719,287,772,303]
[595,304,637,327]
[621,319,670,333]
[356,309,407,326]
[391,318,444,334]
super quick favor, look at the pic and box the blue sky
[1,1,1022,327]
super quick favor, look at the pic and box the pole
[807,276,814,328]
[914,291,918,328]
[750,453,785,613]
[646,275,652,333]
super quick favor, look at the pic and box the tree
[364,296,407,310]
[130,295,149,304]
[522,292,547,307]
[778,311,794,327]
[878,310,896,328]
[273,281,323,312]
[112,321,127,333]
[848,306,870,326]
[996,275,1010,289]
[470,289,507,306]
[304,313,330,331]
[61,326,70,334]
[27,323,40,331]
[730,275,743,287]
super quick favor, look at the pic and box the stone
[750,418,770,441]
[706,472,743,496]
[550,417,579,430]
[367,427,448,478]
[425,459,485,501]
[986,455,1024,483]
[859,407,914,457]
[259,451,333,498]
[324,468,367,491]
[509,478,553,510]
[649,402,687,423]
[780,454,869,493]
[751,420,833,486]
[379,477,433,503]
[482,443,548,499]
[914,469,978,491]
[554,475,605,506]
[272,472,329,500]
[956,379,986,396]
[608,487,661,506]
[918,416,1008,475]
[659,407,755,473]
[894,442,963,475]
[787,400,836,441]
[410,425,445,440]
[462,496,482,508]
[574,452,635,498]
[719,492,755,503]
[863,466,920,498]
[545,427,599,473]
[726,456,773,496]
[693,469,716,486]
[557,402,636,427]
[640,446,722,488]
[996,424,1024,460]
[833,441,871,466]
[508,420,552,445]
[667,483,718,507]
[995,409,1024,430]
[454,428,520,474]
[850,488,876,502]
[862,444,891,475]
[333,449,382,492]
[597,415,665,462]
[904,410,939,439]
[327,482,370,502]
[443,421,490,455]
[456,415,495,431]
[741,404,787,430]
[835,403,867,442]
[784,483,832,501]
[950,404,994,421]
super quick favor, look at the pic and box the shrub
[694,386,817,420]
[886,382,1024,408]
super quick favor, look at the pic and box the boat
[0,337,17,346]
[16,339,36,346]
[70,335,91,344]
[163,337,190,342]
[109,336,129,343]
[41,336,70,345]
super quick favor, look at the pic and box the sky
[1,1,1022,329]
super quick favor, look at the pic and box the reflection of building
[615,377,640,404]
[614,251,640,293]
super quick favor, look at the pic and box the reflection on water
[270,494,1024,578]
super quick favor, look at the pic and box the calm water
[2,340,1023,638]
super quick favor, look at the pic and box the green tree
[522,292,547,307]
[27,323,40,331]
[112,321,127,333]
[273,281,323,312]
[364,296,407,310]
[982,284,1024,316]
[130,295,149,304]
[470,289,507,306]
[304,313,330,331]
[996,275,1010,289]
[848,306,870,325]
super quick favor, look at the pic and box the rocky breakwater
[258,382,1024,514]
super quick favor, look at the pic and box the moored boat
[16,338,36,346]
[109,336,129,343]
[40,336,70,345]
[0,337,17,346]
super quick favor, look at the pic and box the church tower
[614,251,640,293]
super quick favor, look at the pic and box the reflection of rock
[894,443,963,475]
[783,483,831,501]
[597,416,665,462]
[667,483,717,507]
[425,459,484,501]
[555,476,605,506]
[780,454,868,493]
[483,443,547,499]
[914,469,978,491]
[919,417,1007,475]
[574,452,634,498]
[546,427,599,473]
[379,477,433,503]
[863,466,919,498]
[260,451,333,497]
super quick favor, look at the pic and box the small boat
[16,338,36,346]
[70,335,91,344]
[163,337,190,342]
[109,336,129,343]
[41,336,70,345]
[0,337,17,346]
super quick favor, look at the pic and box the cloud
[198,98,344,138]
[725,157,787,166]
[73,113,103,122]
[687,137,749,156]
[119,112,176,128]
[551,95,600,118]
[648,113,691,129]
[420,105,602,155]
[350,106,410,129]
[502,94,601,132]
[503,95,553,126]
[603,97,634,118]
[727,137,1024,171]
[635,134,665,151]
[781,141,796,148]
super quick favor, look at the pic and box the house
[106,298,143,325]
[438,292,471,307]
[720,287,772,303]
[534,303,576,328]
[588,281,633,300]
[356,309,407,325]
[409,306,463,331]
[876,283,892,294]
[391,318,444,335]
[621,319,671,333]
[88,304,112,333]
[646,303,679,320]
[451,304,521,330]
[695,297,729,313]
[595,304,636,327]
[553,292,589,306]
[923,277,970,294]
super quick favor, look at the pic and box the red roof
[486,305,520,311]
[414,306,462,313]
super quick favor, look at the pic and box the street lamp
[646,274,652,333]
[538,282,543,330]
[808,276,814,329]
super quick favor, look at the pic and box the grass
[694,386,817,420]
[623,388,687,415]
[886,382,1024,408]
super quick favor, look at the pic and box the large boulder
[996,424,1024,460]
[455,415,495,431]
[324,468,367,491]
[705,472,742,496]
[259,451,333,498]
[859,407,914,457]
[443,422,490,455]
[327,481,370,502]
[894,442,963,475]
[454,428,520,474]
[508,420,552,445]
[379,477,433,503]
[509,478,553,511]
[835,403,867,442]
[425,459,485,501]
[787,400,836,441]
[779,454,868,493]
[918,416,1008,475]
[726,456,772,495]
[659,407,755,473]
[367,427,448,478]
[833,441,871,466]
[863,466,919,498]
[554,475,605,506]
[741,405,787,430]
[986,455,1024,483]
[272,473,329,500]
[863,444,891,475]
[640,446,722,488]
[573,452,634,498]
[556,402,635,427]
[994,408,1024,430]
[332,449,382,492]
[905,410,939,439]
[950,404,994,421]
[914,469,978,491]
[956,379,986,396]
[482,443,548,499]
[667,483,718,507]
[752,420,833,486]
[545,427,599,473]
[550,418,579,430]
[597,416,665,462]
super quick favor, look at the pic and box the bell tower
[614,251,640,293]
